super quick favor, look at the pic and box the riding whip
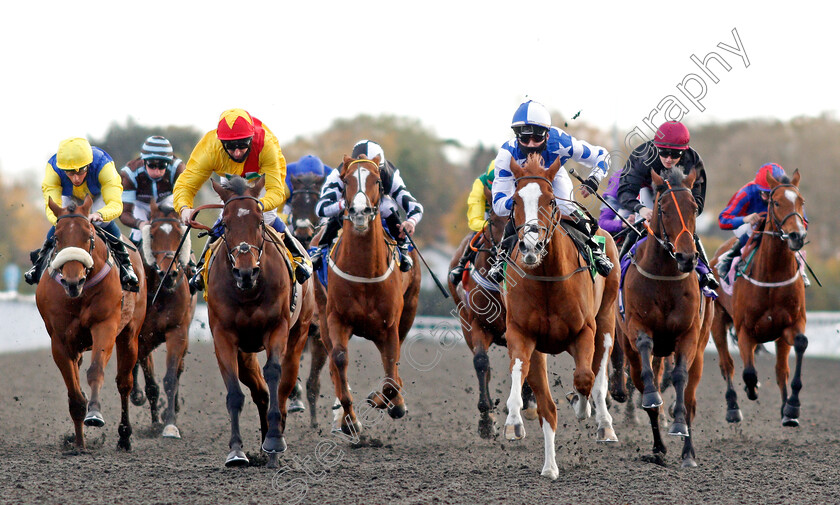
[150,222,193,306]
[397,216,449,299]
[568,168,642,237]
[797,251,823,287]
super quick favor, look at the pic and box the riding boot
[449,232,477,286]
[694,235,720,290]
[310,216,341,271]
[715,240,743,278]
[384,214,414,272]
[24,235,55,285]
[190,236,219,293]
[282,232,313,284]
[569,212,613,277]
[106,234,140,292]
[488,220,517,284]
[619,220,643,261]
[186,257,198,294]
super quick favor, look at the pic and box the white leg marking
[541,417,559,479]
[593,333,617,442]
[505,359,525,439]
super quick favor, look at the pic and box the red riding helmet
[754,163,786,191]
[217,109,256,140]
[653,121,690,150]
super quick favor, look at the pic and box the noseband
[220,195,266,270]
[512,175,562,250]
[53,213,96,275]
[645,182,693,259]
[766,184,807,241]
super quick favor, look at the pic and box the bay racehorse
[501,154,619,479]
[316,154,421,438]
[286,171,331,423]
[194,176,315,467]
[448,186,538,439]
[130,200,197,439]
[35,196,146,451]
[709,169,808,426]
[613,167,713,468]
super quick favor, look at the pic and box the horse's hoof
[783,403,800,419]
[225,450,249,467]
[478,418,497,439]
[541,466,559,480]
[668,422,689,437]
[782,416,800,427]
[596,426,619,443]
[341,420,362,437]
[726,409,743,424]
[681,457,698,468]
[523,405,539,421]
[566,392,591,420]
[84,411,105,427]
[610,390,628,404]
[288,398,306,413]
[387,403,407,419]
[641,391,663,409]
[117,439,131,452]
[162,424,181,439]
[262,436,287,454]
[130,390,147,406]
[504,423,525,441]
[745,388,758,401]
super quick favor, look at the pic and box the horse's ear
[340,155,353,178]
[765,169,780,189]
[150,198,159,215]
[650,169,664,187]
[212,178,231,201]
[48,197,62,217]
[371,155,382,170]
[80,194,93,215]
[546,156,562,181]
[684,167,697,188]
[509,156,524,179]
[791,168,801,187]
[251,175,266,196]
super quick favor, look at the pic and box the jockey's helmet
[140,136,174,162]
[217,109,256,141]
[56,138,93,171]
[351,140,386,169]
[754,163,786,192]
[511,100,551,156]
[296,155,326,176]
[653,121,690,150]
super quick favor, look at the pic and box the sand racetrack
[1,336,838,505]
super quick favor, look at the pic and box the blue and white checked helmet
[511,100,551,132]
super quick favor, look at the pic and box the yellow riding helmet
[56,138,93,170]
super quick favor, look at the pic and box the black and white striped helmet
[140,136,174,162]
[351,139,386,169]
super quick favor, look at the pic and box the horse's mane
[523,153,545,172]
[65,202,78,213]
[778,174,791,185]
[660,167,687,187]
[220,176,249,196]
[156,205,177,217]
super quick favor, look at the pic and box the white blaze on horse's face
[519,183,543,265]
[159,223,174,235]
[349,168,373,230]
[237,208,250,218]
[785,190,807,235]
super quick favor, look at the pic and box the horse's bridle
[645,181,694,260]
[511,175,563,252]
[147,216,186,285]
[220,195,266,269]
[53,213,96,275]
[342,159,383,224]
[765,183,807,241]
[288,186,322,239]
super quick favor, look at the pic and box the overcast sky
[1,1,833,179]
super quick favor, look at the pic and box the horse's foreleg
[84,321,119,428]
[591,331,617,443]
[609,326,629,403]
[141,353,160,425]
[567,330,596,421]
[213,335,248,466]
[737,329,760,401]
[306,326,329,429]
[667,351,690,438]
[161,328,188,438]
[711,311,741,423]
[130,360,146,406]
[371,326,407,420]
[114,328,139,451]
[526,351,558,479]
[504,330,534,441]
[326,317,359,440]
[680,333,706,468]
[781,329,807,427]
[635,330,662,409]
[51,345,86,449]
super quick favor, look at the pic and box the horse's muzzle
[674,252,698,273]
[60,277,86,298]
[787,232,806,251]
[232,267,259,290]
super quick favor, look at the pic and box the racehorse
[286,170,331,423]
[448,186,539,439]
[709,169,808,426]
[613,167,713,468]
[316,154,421,437]
[195,176,315,467]
[129,200,197,439]
[35,196,146,451]
[501,154,619,479]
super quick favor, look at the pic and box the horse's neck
[534,225,580,274]
[752,223,798,278]
[636,226,683,275]
[337,220,391,275]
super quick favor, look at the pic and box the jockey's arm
[690,158,707,215]
[563,131,610,184]
[491,149,515,217]
[42,163,64,225]
[315,169,345,218]
[96,162,125,223]
[256,139,288,213]
[174,133,218,215]
[719,187,752,230]
[466,177,487,232]
[387,168,423,226]
[617,153,649,215]
[119,169,143,229]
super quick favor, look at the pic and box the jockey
[448,161,495,286]
[597,170,636,245]
[173,108,312,292]
[716,162,809,285]
[281,154,328,220]
[616,120,719,290]
[487,99,614,283]
[24,137,140,291]
[119,136,187,243]
[310,140,424,273]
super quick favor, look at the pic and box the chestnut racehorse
[197,176,315,467]
[501,154,619,479]
[130,200,197,439]
[448,187,539,439]
[35,196,146,451]
[709,169,808,426]
[317,155,421,437]
[613,167,713,468]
